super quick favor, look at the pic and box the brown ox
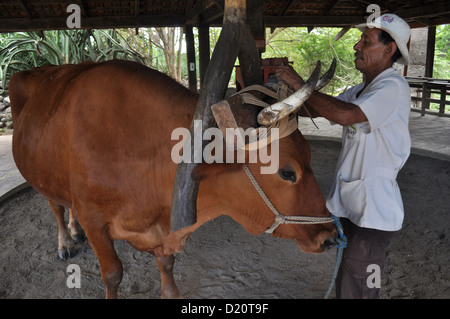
[10,60,336,299]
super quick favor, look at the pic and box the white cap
[356,13,411,65]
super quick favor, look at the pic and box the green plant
[0,30,145,94]
[263,27,364,96]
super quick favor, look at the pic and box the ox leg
[48,200,77,260]
[156,255,182,299]
[68,208,86,244]
[84,224,123,299]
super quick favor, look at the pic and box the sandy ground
[0,140,448,299]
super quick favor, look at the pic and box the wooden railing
[406,77,450,117]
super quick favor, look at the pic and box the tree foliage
[118,28,184,82]
[0,29,145,93]
[434,24,450,79]
[264,27,364,95]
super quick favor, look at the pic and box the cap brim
[355,23,367,32]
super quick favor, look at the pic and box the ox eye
[278,168,297,183]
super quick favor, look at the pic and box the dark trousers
[335,218,396,299]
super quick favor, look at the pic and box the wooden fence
[406,77,450,117]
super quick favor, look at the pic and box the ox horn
[257,61,322,126]
[315,57,337,91]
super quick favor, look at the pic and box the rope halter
[242,164,334,234]
[242,164,347,299]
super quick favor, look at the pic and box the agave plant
[0,29,146,94]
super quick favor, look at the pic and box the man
[276,13,411,298]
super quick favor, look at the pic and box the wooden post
[421,26,436,116]
[198,24,210,88]
[421,82,428,116]
[246,0,265,55]
[238,23,263,87]
[439,86,446,115]
[425,26,436,78]
[170,0,248,232]
[185,25,197,92]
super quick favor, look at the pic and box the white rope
[243,164,347,299]
[242,164,334,234]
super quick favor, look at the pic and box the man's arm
[276,65,367,126]
[297,103,320,118]
[306,91,367,126]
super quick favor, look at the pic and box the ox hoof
[58,247,76,261]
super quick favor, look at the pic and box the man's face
[353,28,389,73]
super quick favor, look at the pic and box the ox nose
[322,237,337,251]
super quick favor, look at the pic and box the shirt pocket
[346,122,370,142]
[339,177,366,214]
[346,125,359,141]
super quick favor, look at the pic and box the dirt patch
[0,140,448,299]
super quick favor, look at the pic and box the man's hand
[275,65,305,90]
[275,65,367,126]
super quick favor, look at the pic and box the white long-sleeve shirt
[326,67,411,231]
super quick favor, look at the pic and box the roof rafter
[0,0,449,33]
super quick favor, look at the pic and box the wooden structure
[2,1,450,90]
[407,77,450,117]
[1,0,449,230]
[1,1,450,31]
[170,0,262,231]
[235,57,291,91]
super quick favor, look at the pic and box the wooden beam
[334,26,351,41]
[17,0,32,18]
[264,15,365,27]
[199,5,224,25]
[80,0,90,17]
[322,0,341,16]
[0,15,187,33]
[395,2,450,20]
[281,0,295,16]
[238,18,263,84]
[170,0,245,232]
[246,0,265,54]
[185,0,206,25]
[198,24,210,87]
[134,0,139,17]
[413,17,434,27]
[236,22,264,122]
[185,25,197,92]
[425,26,436,78]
